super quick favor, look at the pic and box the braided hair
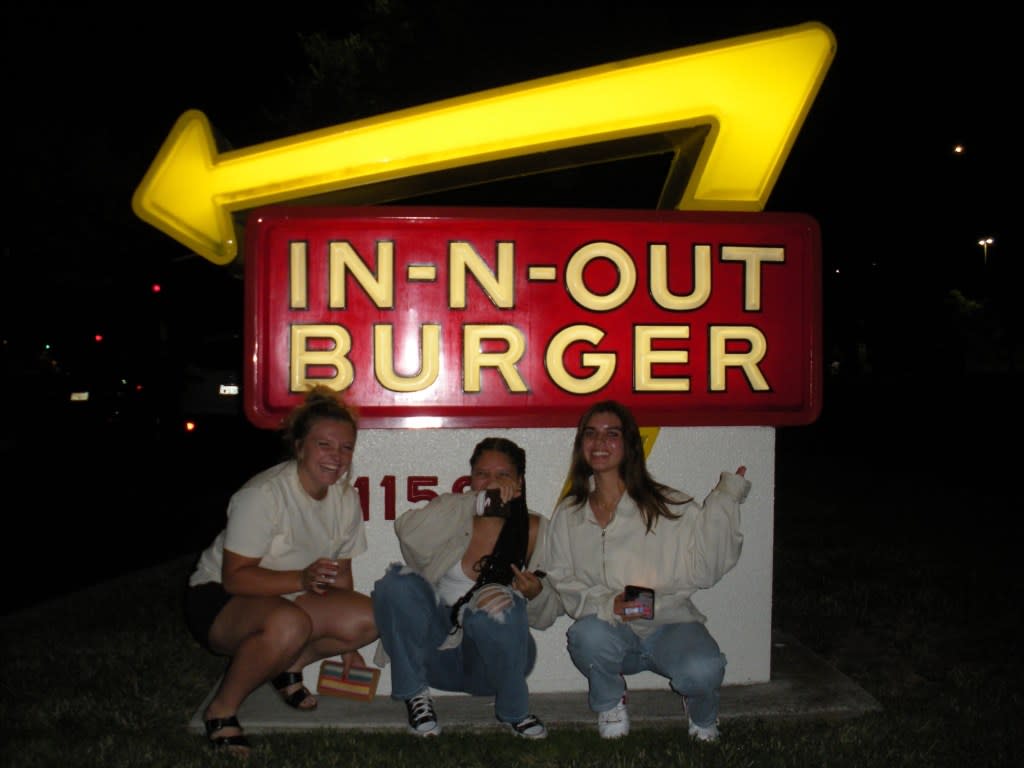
[448,438,529,631]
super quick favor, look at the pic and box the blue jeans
[566,614,726,728]
[372,563,537,723]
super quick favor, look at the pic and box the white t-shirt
[436,559,477,606]
[189,460,367,600]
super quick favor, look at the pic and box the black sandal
[205,715,251,752]
[272,671,318,710]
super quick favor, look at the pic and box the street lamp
[978,237,994,265]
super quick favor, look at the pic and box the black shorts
[184,581,233,652]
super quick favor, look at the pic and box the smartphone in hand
[623,585,655,619]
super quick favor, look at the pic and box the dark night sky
[2,4,1016,395]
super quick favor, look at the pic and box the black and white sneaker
[500,713,548,740]
[405,688,441,737]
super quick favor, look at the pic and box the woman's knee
[463,587,527,642]
[263,602,313,651]
[673,651,726,691]
[464,589,528,651]
[467,584,519,620]
[347,595,379,644]
[566,615,616,660]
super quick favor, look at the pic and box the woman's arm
[221,549,339,596]
[675,467,751,589]
[394,492,474,572]
[520,514,566,629]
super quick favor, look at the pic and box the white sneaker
[597,696,630,739]
[682,697,719,742]
[688,720,720,742]
[405,688,441,737]
[501,713,548,740]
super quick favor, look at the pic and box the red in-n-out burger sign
[244,206,821,429]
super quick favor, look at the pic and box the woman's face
[581,410,625,474]
[469,449,520,492]
[296,417,356,499]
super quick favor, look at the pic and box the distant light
[151,283,162,293]
[94,334,104,343]
[184,420,197,433]
[399,416,445,429]
[135,384,144,392]
[70,391,89,402]
[953,144,965,154]
[219,384,239,396]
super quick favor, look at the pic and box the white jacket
[544,471,750,638]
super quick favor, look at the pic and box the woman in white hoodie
[545,400,750,743]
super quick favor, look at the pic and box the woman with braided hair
[371,437,563,739]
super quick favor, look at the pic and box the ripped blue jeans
[372,563,537,723]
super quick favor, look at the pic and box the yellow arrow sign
[133,22,834,266]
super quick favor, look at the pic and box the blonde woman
[184,387,377,755]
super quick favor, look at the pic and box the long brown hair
[562,400,687,532]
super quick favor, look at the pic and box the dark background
[1,4,1017,614]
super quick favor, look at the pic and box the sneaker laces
[597,695,630,739]
[504,713,547,739]
[599,697,628,725]
[406,690,438,733]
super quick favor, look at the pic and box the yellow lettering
[289,241,308,310]
[329,240,395,309]
[709,325,769,391]
[634,325,690,391]
[290,324,353,391]
[720,245,784,311]
[449,241,515,309]
[545,324,615,394]
[463,325,527,392]
[373,324,441,392]
[650,243,711,310]
[565,242,635,311]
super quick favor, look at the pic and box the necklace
[590,491,622,517]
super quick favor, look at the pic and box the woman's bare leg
[203,596,313,727]
[293,588,377,668]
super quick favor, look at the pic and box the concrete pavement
[189,630,880,735]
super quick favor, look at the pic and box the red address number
[352,475,472,521]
